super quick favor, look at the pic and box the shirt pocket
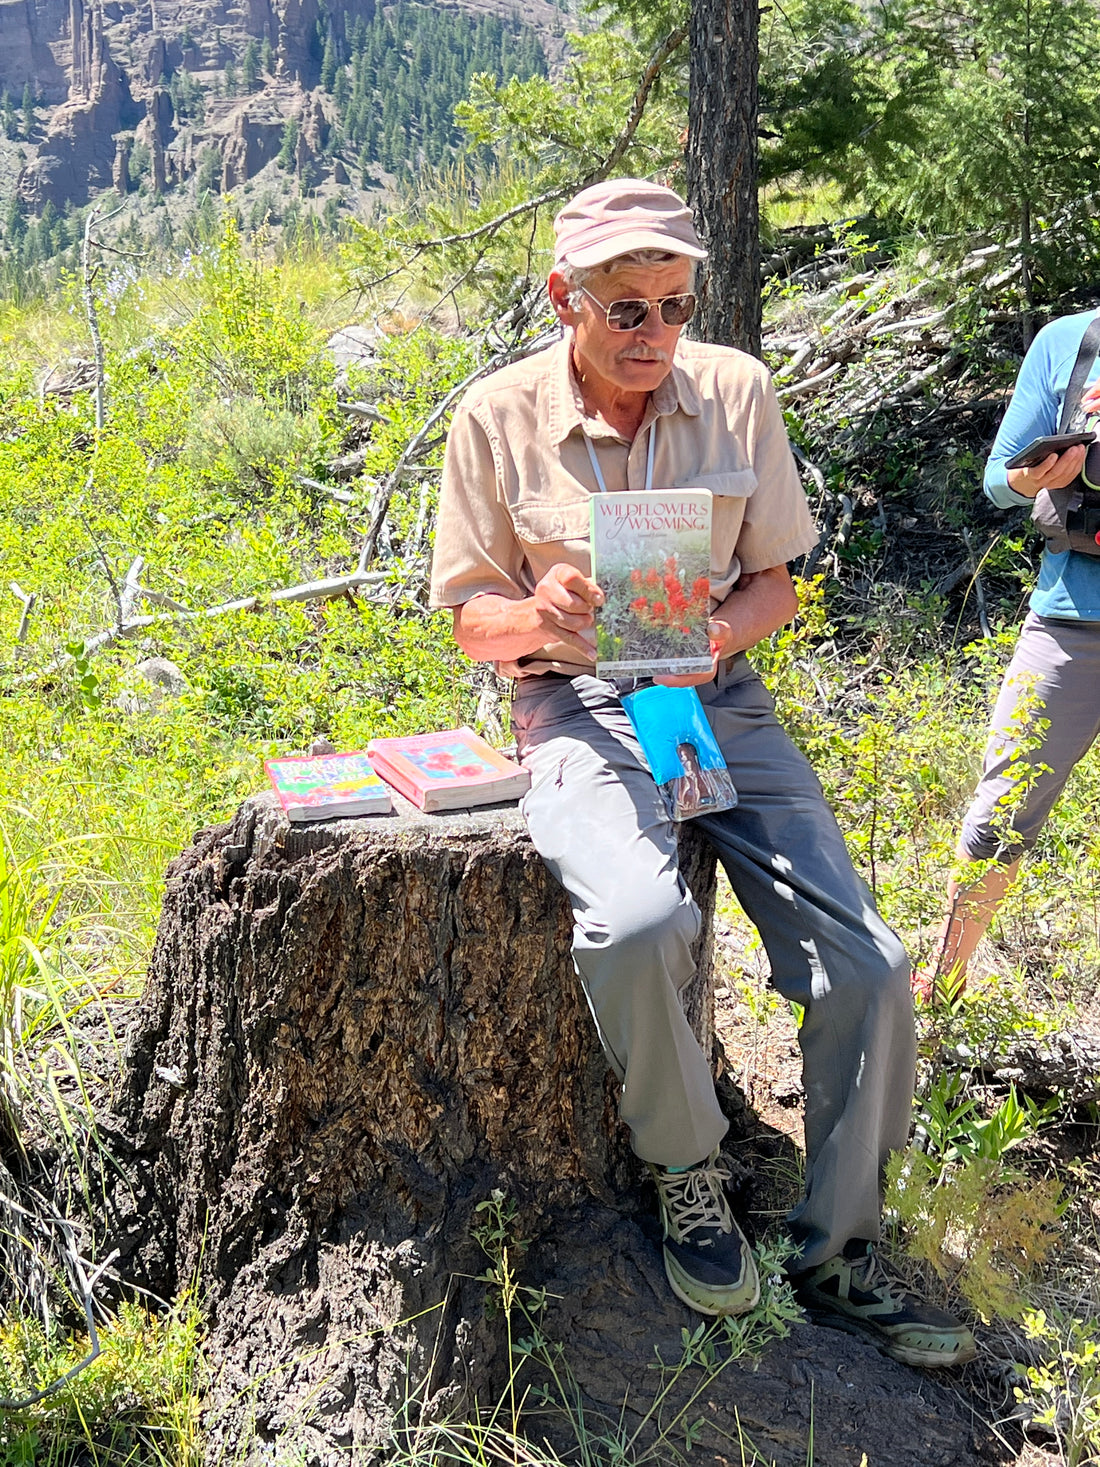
[673,468,758,499]
[510,499,591,545]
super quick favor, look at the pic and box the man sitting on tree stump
[429,178,975,1369]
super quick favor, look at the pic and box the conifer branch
[355,24,688,292]
[581,23,687,186]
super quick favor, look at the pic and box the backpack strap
[1058,311,1100,431]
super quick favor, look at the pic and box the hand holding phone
[1005,432,1095,470]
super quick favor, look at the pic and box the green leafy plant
[0,1294,205,1466]
[912,1075,1060,1169]
[63,641,101,712]
[1020,1309,1100,1467]
[886,1143,1063,1321]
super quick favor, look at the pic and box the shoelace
[848,1249,908,1307]
[657,1155,734,1245]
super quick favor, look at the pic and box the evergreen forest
[1,0,1100,1463]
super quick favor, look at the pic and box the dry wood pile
[763,237,1020,444]
[755,231,1041,631]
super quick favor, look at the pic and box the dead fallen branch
[777,362,844,401]
[271,572,386,604]
[296,476,357,507]
[336,401,389,424]
[9,582,35,643]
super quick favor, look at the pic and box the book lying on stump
[265,751,393,821]
[366,727,531,812]
[589,488,714,677]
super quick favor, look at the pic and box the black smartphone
[1005,432,1095,470]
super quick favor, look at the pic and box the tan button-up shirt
[430,333,819,677]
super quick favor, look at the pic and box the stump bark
[105,792,719,1462]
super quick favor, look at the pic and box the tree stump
[105,791,719,1463]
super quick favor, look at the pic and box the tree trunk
[94,794,991,1467]
[103,792,719,1462]
[687,0,761,354]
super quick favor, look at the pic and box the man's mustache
[616,345,671,363]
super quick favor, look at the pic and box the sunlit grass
[0,1295,205,1467]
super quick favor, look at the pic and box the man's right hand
[530,563,603,656]
[451,563,603,664]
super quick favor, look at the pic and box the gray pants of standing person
[960,611,1100,863]
[510,655,915,1272]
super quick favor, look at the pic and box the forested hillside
[0,0,556,292]
[1,0,1100,1463]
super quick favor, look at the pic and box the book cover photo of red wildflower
[365,727,531,812]
[589,489,714,676]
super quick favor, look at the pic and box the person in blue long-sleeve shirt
[922,308,1100,997]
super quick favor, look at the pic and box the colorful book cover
[589,489,713,676]
[366,727,531,812]
[265,751,392,822]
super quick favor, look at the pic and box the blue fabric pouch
[621,683,737,822]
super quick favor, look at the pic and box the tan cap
[553,178,708,269]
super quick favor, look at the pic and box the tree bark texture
[91,794,998,1467]
[103,792,719,1462]
[687,0,761,354]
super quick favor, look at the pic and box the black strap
[1058,311,1100,431]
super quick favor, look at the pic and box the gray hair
[560,249,698,309]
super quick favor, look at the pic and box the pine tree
[39,199,59,256]
[242,39,261,92]
[224,60,238,96]
[321,32,338,91]
[20,82,34,140]
[4,194,26,243]
[1,90,16,141]
[874,0,1100,326]
[277,117,299,170]
[196,145,222,194]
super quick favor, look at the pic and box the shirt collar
[548,331,703,446]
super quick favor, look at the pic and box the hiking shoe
[649,1151,760,1317]
[791,1242,976,1368]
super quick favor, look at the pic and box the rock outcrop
[220,95,286,190]
[17,0,139,209]
[275,0,321,85]
[3,0,567,215]
[0,0,67,104]
[112,133,129,194]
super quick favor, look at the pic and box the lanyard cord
[583,421,656,494]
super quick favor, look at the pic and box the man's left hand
[653,567,798,687]
[653,620,727,687]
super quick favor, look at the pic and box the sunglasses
[578,284,697,332]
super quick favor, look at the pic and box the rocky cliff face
[220,92,290,191]
[0,0,69,104]
[18,0,140,209]
[6,0,565,216]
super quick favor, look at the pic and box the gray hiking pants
[960,611,1100,863]
[510,655,915,1269]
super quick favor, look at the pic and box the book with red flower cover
[589,489,713,677]
[265,751,393,822]
[365,727,531,812]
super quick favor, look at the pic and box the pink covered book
[365,727,530,812]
